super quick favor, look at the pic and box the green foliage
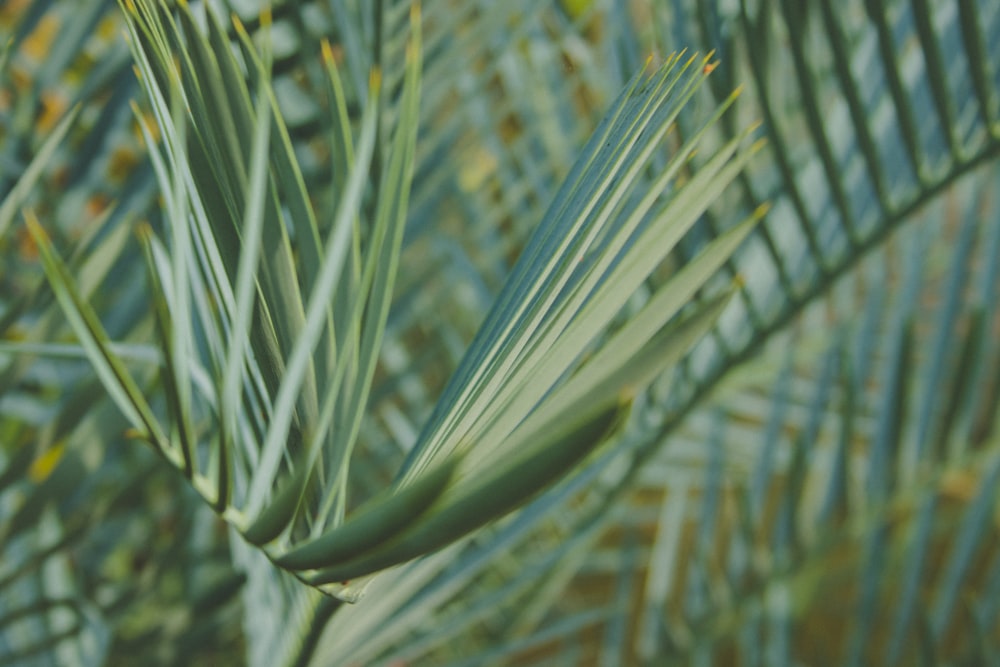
[2,0,999,666]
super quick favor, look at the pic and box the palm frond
[27,0,758,595]
[4,0,1000,665]
[292,1,1000,663]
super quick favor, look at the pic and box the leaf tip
[136,221,155,242]
[22,208,46,241]
[124,427,146,441]
[29,442,65,483]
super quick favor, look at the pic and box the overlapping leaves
[22,0,761,606]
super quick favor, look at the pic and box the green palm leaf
[16,0,758,613]
[4,0,1000,665]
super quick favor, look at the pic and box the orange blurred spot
[0,0,31,25]
[9,67,30,94]
[321,39,344,66]
[108,146,143,184]
[703,62,718,75]
[17,224,39,261]
[51,164,71,190]
[22,13,60,61]
[940,468,978,503]
[85,194,111,219]
[37,89,69,133]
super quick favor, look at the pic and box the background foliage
[2,0,999,665]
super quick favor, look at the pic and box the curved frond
[4,0,1000,665]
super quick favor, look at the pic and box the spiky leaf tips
[27,0,759,604]
[112,0,429,589]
